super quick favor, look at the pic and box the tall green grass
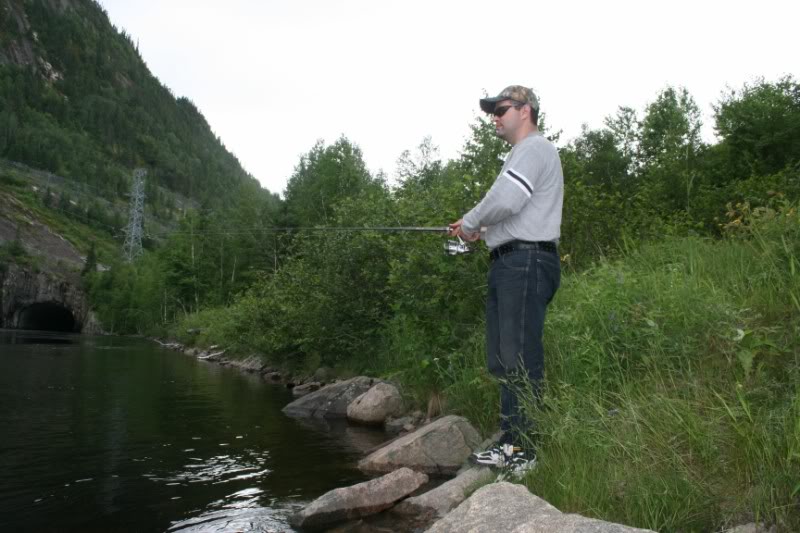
[517,202,800,531]
[171,201,799,530]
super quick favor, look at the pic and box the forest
[86,77,800,532]
[2,1,800,530]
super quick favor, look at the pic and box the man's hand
[448,219,481,241]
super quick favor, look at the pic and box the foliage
[284,137,382,227]
[714,76,800,179]
[0,0,269,207]
[5,30,800,528]
[520,201,800,531]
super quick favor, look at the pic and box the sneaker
[506,449,537,477]
[470,443,519,468]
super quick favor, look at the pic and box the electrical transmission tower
[123,168,146,262]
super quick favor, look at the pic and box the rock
[385,416,414,435]
[393,466,494,519]
[326,521,396,533]
[199,350,225,360]
[312,366,334,382]
[358,415,481,476]
[725,524,776,533]
[478,429,504,452]
[288,467,428,530]
[183,348,197,356]
[283,376,380,419]
[426,482,656,533]
[223,355,265,372]
[0,251,91,333]
[186,328,201,335]
[347,383,404,425]
[265,371,282,381]
[293,382,322,397]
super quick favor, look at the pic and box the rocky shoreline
[155,339,773,533]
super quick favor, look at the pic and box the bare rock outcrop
[358,415,481,476]
[427,482,656,533]
[293,382,322,397]
[347,382,403,425]
[393,466,493,520]
[0,263,90,332]
[282,376,380,418]
[288,467,428,530]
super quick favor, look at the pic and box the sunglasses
[492,102,524,118]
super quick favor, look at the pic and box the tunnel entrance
[17,302,77,332]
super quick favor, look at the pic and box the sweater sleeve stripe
[503,168,533,197]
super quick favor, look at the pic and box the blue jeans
[486,248,560,441]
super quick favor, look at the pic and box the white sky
[99,0,798,196]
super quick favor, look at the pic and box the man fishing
[449,85,564,474]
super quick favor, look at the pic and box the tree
[638,87,704,214]
[562,124,631,190]
[604,106,639,172]
[284,137,378,227]
[714,76,800,179]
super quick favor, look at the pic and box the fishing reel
[444,236,473,255]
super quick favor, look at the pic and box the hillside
[0,0,269,205]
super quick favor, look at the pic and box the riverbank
[158,337,659,532]
[164,203,800,532]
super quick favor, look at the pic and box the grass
[169,200,799,531]
[0,176,119,268]
[513,204,800,531]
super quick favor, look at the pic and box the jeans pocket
[536,257,560,301]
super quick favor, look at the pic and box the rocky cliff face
[0,0,80,73]
[0,263,100,333]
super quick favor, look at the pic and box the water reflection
[0,328,77,344]
[0,334,386,532]
[150,449,271,485]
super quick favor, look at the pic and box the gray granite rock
[426,482,656,533]
[347,382,404,425]
[293,381,322,397]
[283,376,380,418]
[288,467,428,530]
[725,524,776,533]
[385,416,415,434]
[358,415,481,476]
[393,466,494,519]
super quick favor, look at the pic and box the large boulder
[358,415,481,476]
[393,466,493,520]
[283,376,380,418]
[347,382,404,425]
[288,467,428,530]
[427,482,656,533]
[292,382,322,397]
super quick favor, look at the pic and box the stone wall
[0,263,98,333]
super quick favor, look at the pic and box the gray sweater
[462,132,563,249]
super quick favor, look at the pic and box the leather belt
[490,240,558,261]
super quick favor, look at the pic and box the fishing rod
[147,226,475,255]
[279,226,472,255]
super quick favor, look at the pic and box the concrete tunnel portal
[17,302,78,332]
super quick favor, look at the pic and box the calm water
[0,330,387,532]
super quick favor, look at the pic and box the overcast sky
[99,0,798,196]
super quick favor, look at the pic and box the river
[0,330,388,532]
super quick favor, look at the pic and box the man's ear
[521,104,532,121]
